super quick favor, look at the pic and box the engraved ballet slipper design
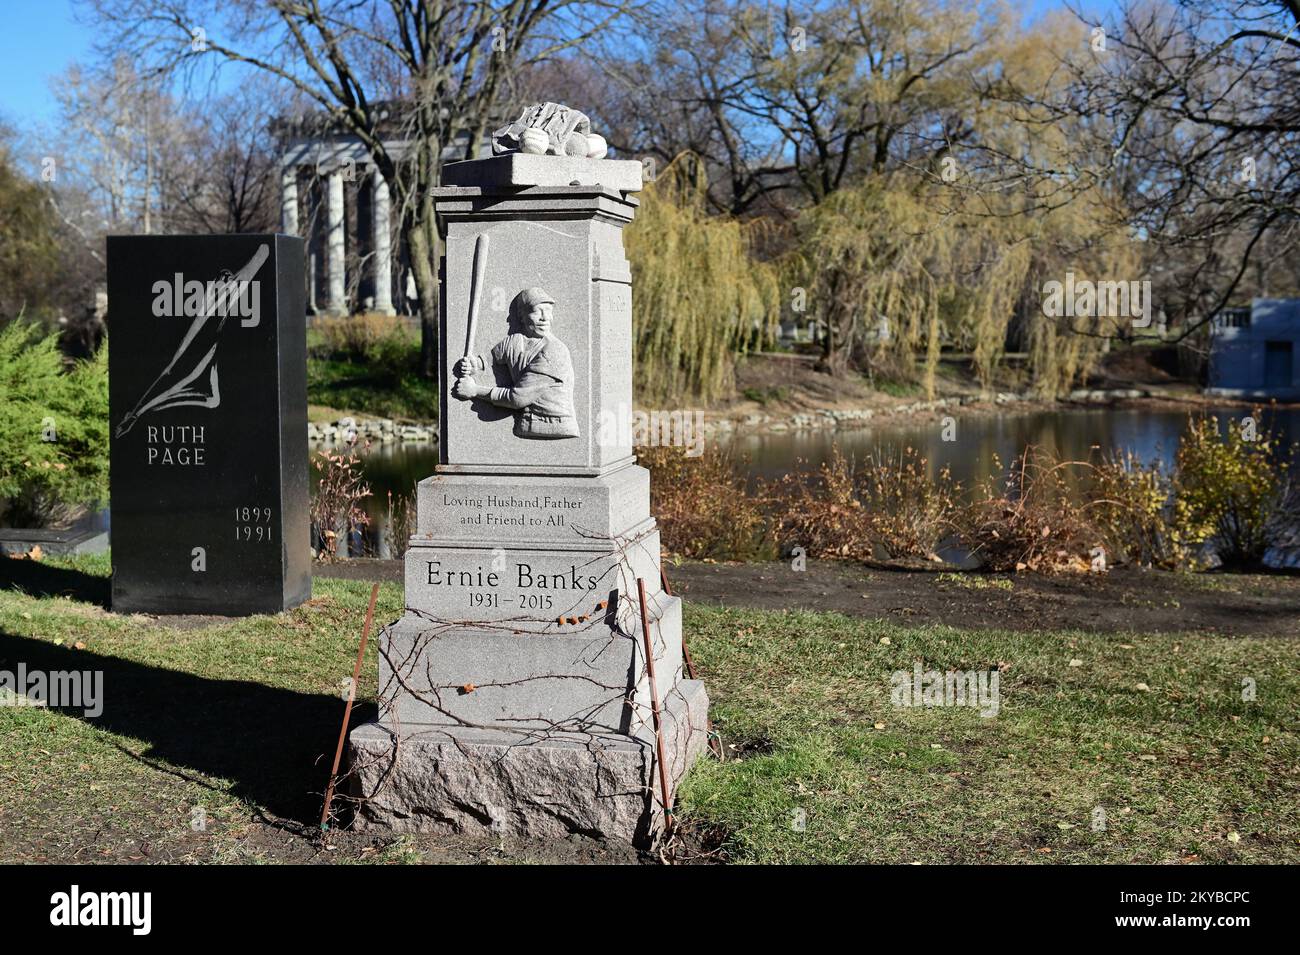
[115,243,269,438]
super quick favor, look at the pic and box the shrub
[311,313,413,363]
[310,440,372,561]
[958,447,1101,572]
[385,489,415,559]
[1172,411,1297,567]
[765,449,873,559]
[1085,449,1174,567]
[767,447,959,560]
[640,419,1298,574]
[639,444,772,560]
[0,319,109,526]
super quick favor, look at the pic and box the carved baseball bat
[460,233,489,374]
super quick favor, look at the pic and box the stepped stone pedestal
[348,106,709,845]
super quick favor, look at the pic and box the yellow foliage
[626,155,782,404]
[1172,411,1293,566]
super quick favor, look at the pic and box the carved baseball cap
[515,287,555,309]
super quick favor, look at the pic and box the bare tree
[167,82,284,234]
[984,0,1300,342]
[83,0,637,378]
[600,0,1005,216]
[51,57,189,235]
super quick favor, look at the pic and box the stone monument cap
[442,101,642,193]
[441,152,643,193]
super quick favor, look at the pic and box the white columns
[326,169,346,316]
[371,169,395,315]
[281,166,299,235]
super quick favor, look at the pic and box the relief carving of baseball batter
[451,287,580,439]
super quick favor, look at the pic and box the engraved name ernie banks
[426,561,600,591]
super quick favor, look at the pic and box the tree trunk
[407,214,441,381]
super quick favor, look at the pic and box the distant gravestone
[107,234,310,615]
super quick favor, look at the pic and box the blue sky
[0,0,1105,129]
[0,0,97,127]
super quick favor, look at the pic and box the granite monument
[108,234,311,615]
[348,103,709,844]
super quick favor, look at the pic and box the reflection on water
[729,406,1300,487]
[333,405,1300,556]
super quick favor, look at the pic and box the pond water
[333,405,1300,556]
[732,405,1300,485]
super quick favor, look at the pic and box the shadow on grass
[0,629,376,827]
[0,560,110,608]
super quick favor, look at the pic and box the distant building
[274,103,490,318]
[1207,299,1300,399]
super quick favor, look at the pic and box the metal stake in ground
[637,577,674,835]
[320,582,380,835]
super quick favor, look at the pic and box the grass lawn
[1,554,1296,863]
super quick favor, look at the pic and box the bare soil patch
[665,559,1300,638]
[316,557,1300,637]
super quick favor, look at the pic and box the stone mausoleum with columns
[276,108,477,318]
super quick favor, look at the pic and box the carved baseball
[564,132,588,156]
[585,134,608,159]
[520,127,548,155]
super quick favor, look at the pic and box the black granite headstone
[108,234,310,614]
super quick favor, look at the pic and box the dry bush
[958,447,1103,572]
[640,426,1299,574]
[765,450,873,560]
[385,489,416,558]
[310,440,372,561]
[1086,449,1174,567]
[766,447,959,560]
[639,444,772,560]
[313,313,411,360]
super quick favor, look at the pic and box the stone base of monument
[348,679,708,843]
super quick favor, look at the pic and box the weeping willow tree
[795,179,943,389]
[795,165,1142,399]
[941,241,1035,395]
[1024,233,1144,397]
[626,154,781,404]
[953,192,1142,398]
[795,174,1040,398]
